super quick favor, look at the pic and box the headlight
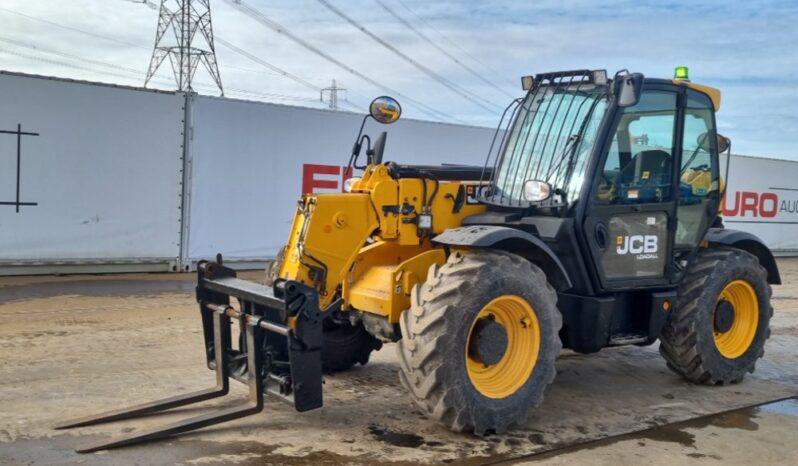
[343,177,361,193]
[523,180,552,202]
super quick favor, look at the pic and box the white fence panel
[721,155,798,252]
[0,72,185,265]
[3,71,796,273]
[186,96,496,261]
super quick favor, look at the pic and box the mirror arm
[356,135,372,169]
[350,114,371,158]
[347,114,373,173]
[721,138,732,199]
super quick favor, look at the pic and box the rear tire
[321,321,382,373]
[396,250,562,435]
[659,247,772,384]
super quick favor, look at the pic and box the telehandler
[59,67,779,451]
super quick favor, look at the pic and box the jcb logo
[616,235,658,256]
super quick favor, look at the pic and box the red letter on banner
[740,191,758,217]
[759,192,778,218]
[302,164,340,194]
[721,191,740,217]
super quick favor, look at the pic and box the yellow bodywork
[277,163,487,322]
[279,193,379,308]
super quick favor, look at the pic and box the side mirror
[717,134,730,153]
[616,72,644,107]
[369,96,402,124]
[697,132,729,153]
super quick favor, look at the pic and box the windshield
[488,85,608,206]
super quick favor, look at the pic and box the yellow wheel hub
[466,295,540,399]
[714,280,759,359]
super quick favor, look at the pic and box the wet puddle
[491,396,797,464]
[8,398,796,466]
[368,424,426,448]
[759,397,798,416]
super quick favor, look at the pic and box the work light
[523,180,552,202]
[521,76,535,91]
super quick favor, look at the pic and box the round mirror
[369,96,402,124]
[697,132,729,153]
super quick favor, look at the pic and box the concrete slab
[1,261,797,465]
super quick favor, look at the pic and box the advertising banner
[0,72,185,266]
[186,95,497,261]
[721,155,798,252]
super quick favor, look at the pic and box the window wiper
[544,134,580,185]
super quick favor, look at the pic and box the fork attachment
[55,255,326,453]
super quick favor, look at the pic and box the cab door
[673,90,722,257]
[583,86,683,290]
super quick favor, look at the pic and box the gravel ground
[1,260,797,465]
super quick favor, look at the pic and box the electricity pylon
[144,0,223,94]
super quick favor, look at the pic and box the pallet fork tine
[56,303,265,453]
[55,257,325,453]
[54,308,232,430]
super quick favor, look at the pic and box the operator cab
[458,67,742,351]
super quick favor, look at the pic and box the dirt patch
[1,259,797,465]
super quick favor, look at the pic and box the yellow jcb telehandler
[59,68,779,452]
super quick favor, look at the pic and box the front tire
[321,321,382,373]
[659,247,772,384]
[397,250,562,435]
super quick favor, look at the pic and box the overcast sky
[1,0,796,159]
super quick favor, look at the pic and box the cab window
[676,91,720,248]
[596,91,678,204]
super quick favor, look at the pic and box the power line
[0,42,327,105]
[120,1,338,102]
[215,37,362,112]
[215,36,319,93]
[0,36,143,76]
[0,48,151,83]
[1,5,342,107]
[122,0,359,110]
[373,0,514,99]
[2,1,425,117]
[0,6,148,50]
[395,0,517,89]
[223,0,463,123]
[315,0,501,114]
[121,0,159,9]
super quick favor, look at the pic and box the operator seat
[616,149,672,201]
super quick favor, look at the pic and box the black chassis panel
[704,227,781,284]
[433,224,573,291]
[558,289,676,353]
